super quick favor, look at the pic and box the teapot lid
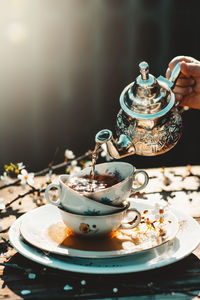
[119,61,175,119]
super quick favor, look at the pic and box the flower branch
[35,150,93,176]
[5,187,46,208]
[0,146,108,210]
[0,150,93,191]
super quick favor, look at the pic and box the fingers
[174,77,200,107]
[173,85,193,96]
[166,67,195,93]
[180,61,200,77]
[177,93,200,109]
[172,77,194,102]
[168,56,198,71]
[166,70,195,86]
[166,57,200,93]
[166,67,171,79]
[175,94,183,102]
[176,77,195,87]
[166,56,200,109]
[193,77,200,92]
[166,56,200,81]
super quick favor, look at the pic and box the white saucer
[19,202,179,258]
[9,199,200,274]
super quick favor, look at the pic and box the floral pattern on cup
[79,223,98,234]
[100,197,113,205]
[82,209,101,216]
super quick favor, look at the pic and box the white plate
[19,202,179,258]
[9,199,200,274]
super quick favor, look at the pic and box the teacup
[45,174,125,215]
[58,202,141,237]
[65,161,149,206]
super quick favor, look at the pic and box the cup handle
[45,183,61,206]
[131,169,149,192]
[119,208,141,229]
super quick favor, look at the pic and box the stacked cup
[45,162,149,238]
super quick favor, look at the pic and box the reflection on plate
[9,199,200,274]
[19,202,179,258]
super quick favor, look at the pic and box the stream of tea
[66,142,119,194]
[89,142,101,181]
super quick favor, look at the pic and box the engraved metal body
[96,61,182,158]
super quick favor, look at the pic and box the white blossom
[45,170,56,183]
[0,198,5,210]
[0,172,12,185]
[71,160,77,166]
[150,203,168,221]
[17,162,25,170]
[65,149,75,160]
[67,166,81,176]
[18,169,34,186]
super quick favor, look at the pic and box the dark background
[0,0,199,173]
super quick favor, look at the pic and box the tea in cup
[58,202,141,237]
[66,162,149,206]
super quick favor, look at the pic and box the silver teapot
[95,61,183,159]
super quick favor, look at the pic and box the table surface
[0,165,200,300]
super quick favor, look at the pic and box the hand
[166,56,200,109]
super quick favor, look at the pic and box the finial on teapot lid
[139,61,149,80]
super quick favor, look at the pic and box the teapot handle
[157,62,181,90]
[169,62,181,88]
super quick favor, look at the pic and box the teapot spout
[95,129,136,159]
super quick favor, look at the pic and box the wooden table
[0,165,200,299]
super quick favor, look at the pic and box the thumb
[181,61,200,77]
